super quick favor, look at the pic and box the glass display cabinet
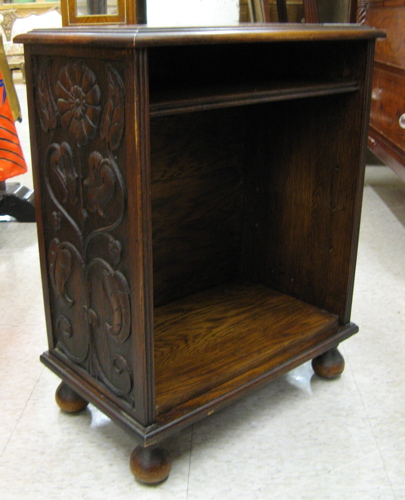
[61,0,146,25]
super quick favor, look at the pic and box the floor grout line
[344,352,398,499]
[185,425,194,500]
[0,366,45,459]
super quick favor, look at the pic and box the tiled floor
[0,74,404,499]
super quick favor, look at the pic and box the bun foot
[312,347,345,379]
[55,382,89,413]
[130,445,172,485]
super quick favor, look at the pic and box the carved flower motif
[56,61,101,147]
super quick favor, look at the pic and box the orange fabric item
[0,70,27,182]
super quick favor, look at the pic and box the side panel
[242,40,375,324]
[26,44,154,427]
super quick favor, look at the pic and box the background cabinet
[358,0,405,180]
[240,0,355,23]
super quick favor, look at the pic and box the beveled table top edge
[16,23,386,48]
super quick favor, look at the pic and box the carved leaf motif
[50,240,89,363]
[87,258,132,398]
[108,238,122,265]
[49,239,74,306]
[83,305,98,327]
[101,269,131,343]
[56,315,72,339]
[45,143,84,239]
[85,233,122,266]
[87,259,131,344]
[110,355,132,395]
[100,64,125,151]
[56,60,101,147]
[36,61,58,132]
[48,142,78,205]
[91,352,132,397]
[51,211,62,232]
[84,151,116,217]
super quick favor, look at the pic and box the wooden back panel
[151,110,245,307]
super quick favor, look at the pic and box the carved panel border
[34,56,136,408]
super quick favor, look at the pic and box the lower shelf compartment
[40,281,358,445]
[154,280,340,419]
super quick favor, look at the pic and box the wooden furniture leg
[55,382,89,413]
[312,347,345,379]
[55,380,171,485]
[130,445,172,485]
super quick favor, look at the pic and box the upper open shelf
[150,79,360,116]
[16,26,377,119]
[147,40,365,116]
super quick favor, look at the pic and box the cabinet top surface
[17,23,385,48]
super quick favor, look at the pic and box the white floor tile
[380,438,405,499]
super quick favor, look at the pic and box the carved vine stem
[38,57,134,405]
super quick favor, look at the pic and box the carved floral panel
[34,57,135,408]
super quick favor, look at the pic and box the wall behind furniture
[147,0,239,26]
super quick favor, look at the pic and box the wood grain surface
[370,67,405,157]
[363,1,405,175]
[150,110,244,307]
[154,280,338,415]
[365,5,405,68]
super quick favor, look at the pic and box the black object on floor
[0,182,35,222]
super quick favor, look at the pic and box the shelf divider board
[154,280,339,419]
[150,80,361,116]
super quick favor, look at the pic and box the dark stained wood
[370,67,405,156]
[146,38,368,119]
[312,347,345,379]
[359,0,405,177]
[126,48,156,426]
[17,24,384,49]
[241,0,304,22]
[153,326,357,431]
[150,111,244,306]
[368,135,405,182]
[242,89,370,323]
[18,25,382,478]
[150,80,360,116]
[302,0,320,22]
[21,44,154,426]
[154,281,338,415]
[130,445,172,485]
[240,0,357,23]
[276,0,289,21]
[41,351,153,441]
[41,322,358,445]
[55,381,89,413]
[61,0,146,26]
[366,5,405,68]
